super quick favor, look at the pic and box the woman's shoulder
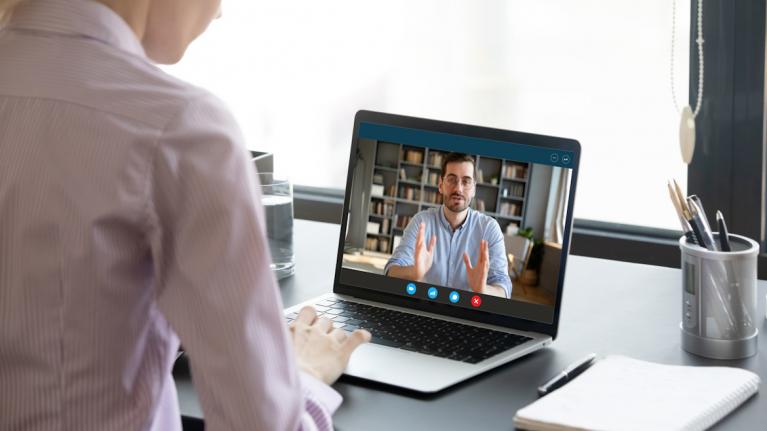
[101,55,219,128]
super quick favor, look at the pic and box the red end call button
[471,295,482,308]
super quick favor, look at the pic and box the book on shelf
[501,183,525,199]
[504,163,528,179]
[372,173,384,184]
[503,165,512,178]
[381,218,390,235]
[395,214,412,229]
[513,183,525,197]
[385,185,396,197]
[402,149,423,164]
[428,172,440,186]
[370,183,384,197]
[518,167,528,179]
[500,202,521,217]
[378,237,390,253]
[476,168,484,183]
[428,152,444,167]
[365,237,378,251]
[399,185,420,201]
[366,221,380,234]
[370,200,394,217]
[399,168,407,180]
[423,190,443,204]
[384,201,394,216]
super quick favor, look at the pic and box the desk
[174,220,766,430]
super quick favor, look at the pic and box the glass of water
[257,172,295,280]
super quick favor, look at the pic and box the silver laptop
[285,110,580,393]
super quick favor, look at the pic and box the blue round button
[449,291,460,303]
[427,287,438,299]
[406,283,417,295]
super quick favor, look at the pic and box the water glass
[257,172,295,280]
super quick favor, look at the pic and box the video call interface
[340,123,574,323]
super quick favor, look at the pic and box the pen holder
[679,233,759,359]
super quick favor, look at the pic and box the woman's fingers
[315,317,334,333]
[295,306,317,326]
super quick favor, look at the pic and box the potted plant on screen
[517,227,543,286]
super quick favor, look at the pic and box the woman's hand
[289,306,371,385]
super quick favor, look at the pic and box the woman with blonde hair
[0,1,369,429]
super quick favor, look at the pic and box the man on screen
[385,153,511,299]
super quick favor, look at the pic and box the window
[164,1,766,272]
[163,0,688,230]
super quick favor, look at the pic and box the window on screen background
[163,0,689,230]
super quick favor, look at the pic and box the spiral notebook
[514,355,760,431]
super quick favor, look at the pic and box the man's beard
[444,193,470,213]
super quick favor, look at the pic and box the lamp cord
[671,0,704,118]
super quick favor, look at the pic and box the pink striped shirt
[0,0,340,429]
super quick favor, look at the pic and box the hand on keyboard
[287,298,533,364]
[289,306,371,385]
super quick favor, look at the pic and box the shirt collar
[7,0,146,58]
[438,205,473,232]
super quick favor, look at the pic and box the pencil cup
[679,233,759,359]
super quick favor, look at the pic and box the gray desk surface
[175,219,767,430]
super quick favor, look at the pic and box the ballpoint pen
[669,179,706,246]
[667,181,697,244]
[716,210,732,252]
[687,198,717,251]
[672,180,687,213]
[688,195,712,234]
[537,353,597,396]
[714,210,747,331]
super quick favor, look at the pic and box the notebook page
[514,355,760,431]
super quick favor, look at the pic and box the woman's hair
[0,0,26,25]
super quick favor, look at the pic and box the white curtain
[544,167,569,244]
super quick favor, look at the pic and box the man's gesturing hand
[463,239,490,294]
[413,222,437,281]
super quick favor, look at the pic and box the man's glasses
[443,175,475,188]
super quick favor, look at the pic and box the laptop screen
[336,112,578,326]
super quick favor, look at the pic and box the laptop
[285,110,580,393]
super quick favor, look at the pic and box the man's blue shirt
[384,206,512,298]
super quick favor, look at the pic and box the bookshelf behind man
[364,141,532,254]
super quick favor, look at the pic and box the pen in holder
[680,233,759,359]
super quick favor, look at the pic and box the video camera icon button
[449,291,460,303]
[406,283,417,295]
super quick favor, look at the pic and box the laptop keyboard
[285,297,533,364]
